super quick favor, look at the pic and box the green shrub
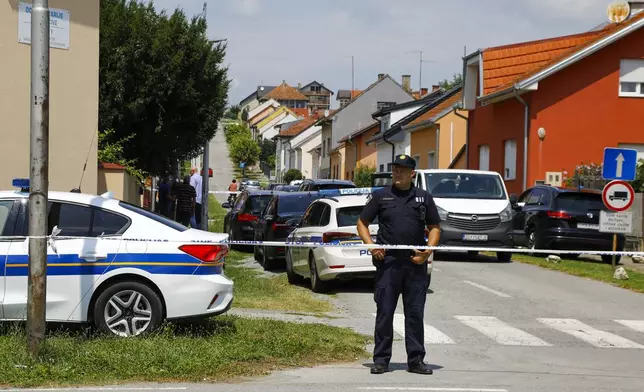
[224,123,251,144]
[354,165,375,187]
[229,136,260,167]
[283,169,303,184]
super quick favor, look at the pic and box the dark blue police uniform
[359,155,440,375]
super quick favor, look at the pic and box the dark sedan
[222,190,274,243]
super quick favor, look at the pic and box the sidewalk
[208,124,235,203]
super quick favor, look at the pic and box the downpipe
[383,132,395,166]
[514,90,529,192]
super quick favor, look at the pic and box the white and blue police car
[285,188,433,293]
[0,179,233,337]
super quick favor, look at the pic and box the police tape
[0,234,642,257]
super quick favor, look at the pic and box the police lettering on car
[357,154,441,375]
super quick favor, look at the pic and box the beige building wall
[97,166,141,206]
[436,110,468,169]
[0,0,99,193]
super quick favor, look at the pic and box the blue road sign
[602,148,638,181]
[239,162,246,169]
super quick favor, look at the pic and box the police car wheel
[285,251,303,285]
[309,255,328,293]
[94,282,163,338]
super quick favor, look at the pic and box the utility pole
[406,50,435,92]
[351,56,355,100]
[201,1,210,231]
[27,0,50,355]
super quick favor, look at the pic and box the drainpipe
[452,106,468,168]
[514,91,530,192]
[435,127,440,169]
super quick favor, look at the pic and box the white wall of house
[319,123,332,178]
[375,131,411,171]
[248,98,280,120]
[296,134,322,179]
[261,114,299,140]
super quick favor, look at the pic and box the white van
[413,169,514,262]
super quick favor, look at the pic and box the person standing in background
[175,175,197,227]
[190,168,203,227]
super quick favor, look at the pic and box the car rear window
[555,193,606,211]
[118,201,188,231]
[278,195,319,214]
[336,206,378,227]
[316,183,356,190]
[247,195,273,214]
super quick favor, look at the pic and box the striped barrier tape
[1,235,642,257]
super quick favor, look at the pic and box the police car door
[291,202,326,276]
[3,200,123,321]
[0,199,20,319]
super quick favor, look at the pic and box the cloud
[232,0,261,16]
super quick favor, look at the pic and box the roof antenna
[77,130,97,193]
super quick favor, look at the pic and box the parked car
[371,172,392,187]
[267,183,285,190]
[511,185,625,263]
[253,192,323,270]
[414,169,514,262]
[241,180,261,191]
[222,190,274,242]
[274,185,299,192]
[285,192,433,292]
[0,179,232,337]
[297,179,356,192]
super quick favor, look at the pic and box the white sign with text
[18,2,70,50]
[599,211,633,234]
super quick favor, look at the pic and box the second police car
[0,180,232,337]
[285,188,434,293]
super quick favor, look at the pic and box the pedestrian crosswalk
[373,314,644,349]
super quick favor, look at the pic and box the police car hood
[433,198,510,214]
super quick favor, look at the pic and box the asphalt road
[15,254,644,392]
[208,125,235,204]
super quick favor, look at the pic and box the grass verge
[209,196,333,313]
[504,253,644,293]
[0,317,368,388]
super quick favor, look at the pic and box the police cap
[392,154,416,170]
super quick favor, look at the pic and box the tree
[225,104,241,119]
[632,159,644,192]
[354,165,375,187]
[229,136,261,167]
[99,0,230,175]
[224,123,252,144]
[283,169,303,184]
[438,73,463,90]
[241,108,249,122]
[97,129,146,181]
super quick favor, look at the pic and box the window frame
[478,145,490,171]
[618,59,644,98]
[503,140,517,180]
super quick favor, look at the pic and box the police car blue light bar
[318,187,383,196]
[12,178,30,190]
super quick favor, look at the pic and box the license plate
[462,234,488,241]
[578,223,599,230]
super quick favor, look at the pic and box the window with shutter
[504,140,517,180]
[478,145,490,171]
[619,59,644,97]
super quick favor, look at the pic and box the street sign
[239,162,246,169]
[602,147,638,181]
[602,180,635,212]
[599,211,633,234]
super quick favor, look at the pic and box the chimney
[420,88,428,96]
[401,75,411,92]
[378,73,385,80]
[297,82,302,89]
[432,85,441,92]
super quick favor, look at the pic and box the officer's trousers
[373,257,428,366]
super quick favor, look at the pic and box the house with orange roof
[338,122,380,180]
[462,9,644,195]
[298,81,334,113]
[255,106,299,140]
[248,98,280,127]
[261,81,309,110]
[273,117,320,181]
[337,89,363,107]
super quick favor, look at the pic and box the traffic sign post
[602,147,638,181]
[601,179,636,270]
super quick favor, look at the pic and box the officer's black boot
[370,364,388,374]
[407,362,433,375]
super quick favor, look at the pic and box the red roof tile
[482,12,644,96]
[279,117,317,137]
[264,82,309,101]
[409,92,463,127]
[291,108,310,118]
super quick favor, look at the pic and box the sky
[152,0,615,108]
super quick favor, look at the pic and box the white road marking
[358,387,508,392]
[615,319,644,334]
[455,316,552,346]
[432,267,443,272]
[373,314,455,344]
[462,280,512,298]
[538,318,644,349]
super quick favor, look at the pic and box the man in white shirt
[190,168,203,228]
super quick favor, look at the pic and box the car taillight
[238,213,258,222]
[322,232,356,243]
[547,211,571,219]
[179,244,228,263]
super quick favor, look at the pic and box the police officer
[357,154,441,375]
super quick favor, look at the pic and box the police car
[285,188,433,293]
[0,179,232,337]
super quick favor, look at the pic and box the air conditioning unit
[545,172,563,186]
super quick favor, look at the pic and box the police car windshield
[118,201,189,231]
[337,206,378,227]
[425,173,506,200]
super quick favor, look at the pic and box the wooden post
[612,233,618,269]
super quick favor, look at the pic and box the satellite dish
[607,0,631,23]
